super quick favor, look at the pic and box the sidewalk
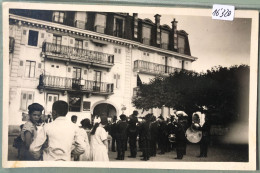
[8,135,248,162]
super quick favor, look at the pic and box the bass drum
[185,127,202,143]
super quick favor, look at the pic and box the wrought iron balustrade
[40,75,114,94]
[134,60,181,75]
[42,42,114,66]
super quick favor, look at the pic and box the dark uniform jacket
[116,120,128,140]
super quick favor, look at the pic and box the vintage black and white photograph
[2,2,258,170]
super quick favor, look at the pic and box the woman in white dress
[90,116,109,161]
[78,118,92,161]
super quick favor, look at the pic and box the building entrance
[93,103,116,118]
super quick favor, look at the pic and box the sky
[138,14,252,72]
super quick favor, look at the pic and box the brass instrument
[185,112,203,143]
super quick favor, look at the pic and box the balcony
[38,75,114,95]
[134,60,181,75]
[42,42,114,69]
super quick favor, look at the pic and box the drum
[185,127,202,143]
[168,134,176,143]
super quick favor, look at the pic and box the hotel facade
[8,10,197,127]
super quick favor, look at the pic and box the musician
[178,115,188,155]
[150,115,159,157]
[110,116,117,152]
[174,116,186,159]
[115,114,128,160]
[127,111,139,158]
[139,113,152,161]
[197,115,210,157]
[158,115,168,155]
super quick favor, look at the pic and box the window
[20,91,34,111]
[72,67,81,79]
[69,94,82,112]
[114,48,121,54]
[95,14,106,33]
[178,36,185,54]
[52,35,62,53]
[142,26,151,45]
[114,74,120,89]
[94,71,101,91]
[28,30,39,46]
[75,11,87,29]
[75,40,83,49]
[53,11,65,23]
[25,60,36,78]
[83,101,91,111]
[114,18,124,38]
[161,32,169,49]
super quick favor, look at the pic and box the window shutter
[46,33,53,43]
[38,30,46,47]
[68,37,75,47]
[21,29,28,45]
[17,60,24,77]
[83,40,88,50]
[62,36,69,46]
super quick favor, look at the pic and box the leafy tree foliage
[132,65,249,125]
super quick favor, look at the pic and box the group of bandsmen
[105,110,191,161]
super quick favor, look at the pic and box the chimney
[154,14,161,45]
[171,18,178,50]
[133,13,138,39]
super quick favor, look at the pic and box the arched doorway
[93,103,117,118]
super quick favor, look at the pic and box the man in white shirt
[30,100,85,161]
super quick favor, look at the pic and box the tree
[132,65,250,125]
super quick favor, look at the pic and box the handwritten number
[220,9,226,17]
[224,10,232,17]
[213,8,232,18]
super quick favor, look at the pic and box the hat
[145,113,152,121]
[120,114,127,121]
[133,110,139,116]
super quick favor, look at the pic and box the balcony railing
[42,42,114,67]
[134,60,181,75]
[40,75,114,94]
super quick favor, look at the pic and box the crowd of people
[13,101,211,161]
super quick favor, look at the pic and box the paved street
[8,135,248,162]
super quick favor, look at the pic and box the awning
[138,74,154,84]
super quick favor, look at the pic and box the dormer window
[142,25,151,45]
[95,14,106,33]
[114,18,124,38]
[53,11,65,23]
[161,31,169,49]
[178,35,185,54]
[75,11,87,29]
